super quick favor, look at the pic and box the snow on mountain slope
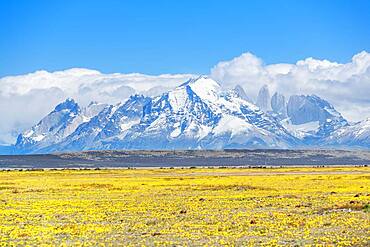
[109,77,222,149]
[185,76,221,103]
[95,95,151,140]
[11,76,369,153]
[15,99,78,149]
[44,104,120,152]
[112,77,298,150]
[286,95,348,140]
[323,118,370,148]
[288,95,337,125]
[73,76,296,150]
[201,89,298,148]
[281,119,320,139]
[15,99,106,153]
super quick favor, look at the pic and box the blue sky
[0,0,369,77]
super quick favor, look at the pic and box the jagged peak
[65,97,75,102]
[287,94,347,128]
[234,84,245,92]
[176,76,221,103]
[271,92,287,118]
[307,94,328,101]
[127,94,148,101]
[233,85,251,102]
[355,117,370,125]
[290,94,335,110]
[179,75,220,87]
[272,91,284,97]
[54,98,79,112]
[88,101,99,107]
[292,94,326,101]
[256,84,272,112]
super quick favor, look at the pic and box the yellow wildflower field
[0,167,369,246]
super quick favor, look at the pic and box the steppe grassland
[0,167,369,246]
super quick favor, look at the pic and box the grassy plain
[0,167,369,246]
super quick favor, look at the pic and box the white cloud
[211,51,370,122]
[0,69,194,143]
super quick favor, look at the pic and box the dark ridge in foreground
[0,149,370,169]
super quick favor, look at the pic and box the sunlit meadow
[0,167,369,246]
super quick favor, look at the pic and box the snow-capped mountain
[285,95,348,141]
[120,77,296,149]
[15,99,106,153]
[322,118,370,148]
[12,76,369,154]
[108,77,223,149]
[62,95,152,152]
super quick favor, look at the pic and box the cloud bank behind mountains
[210,51,370,123]
[1,51,370,144]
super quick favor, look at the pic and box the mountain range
[8,76,370,154]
